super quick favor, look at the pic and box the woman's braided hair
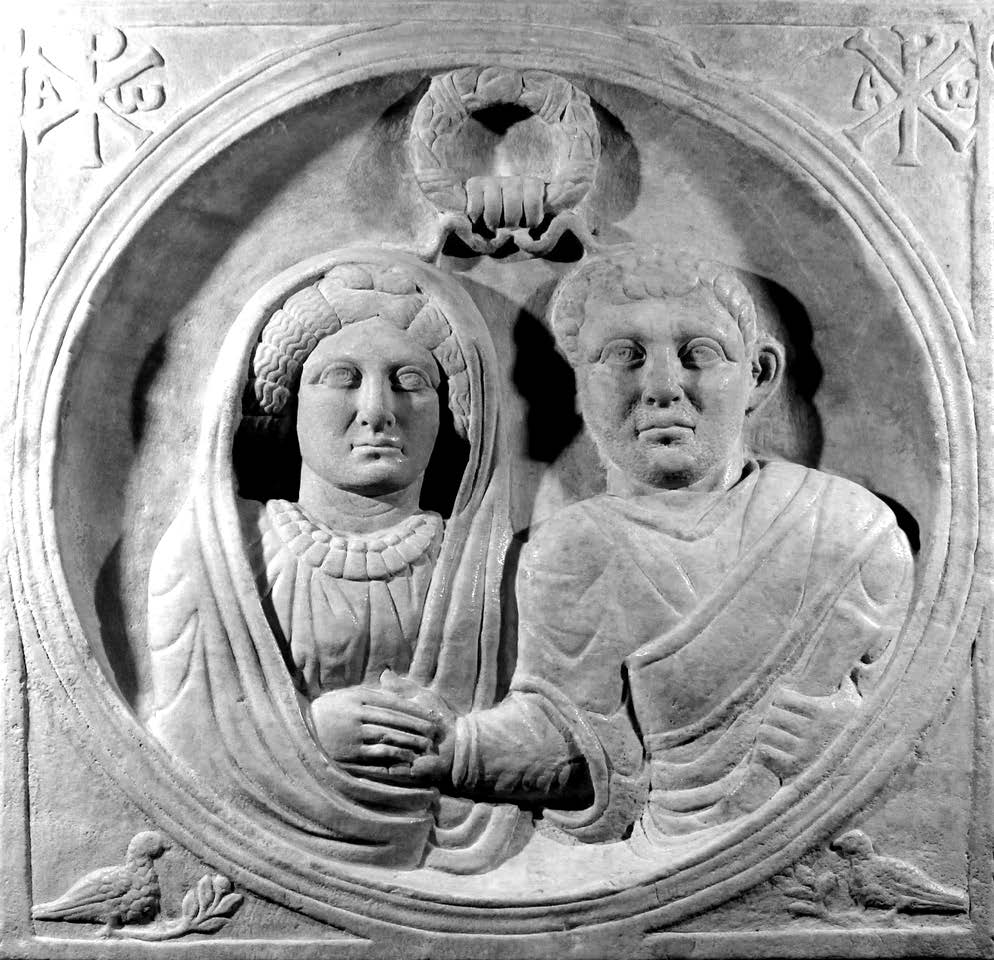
[251,262,471,438]
[549,248,759,363]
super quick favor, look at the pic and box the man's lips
[636,421,695,443]
[637,420,694,433]
[351,437,403,453]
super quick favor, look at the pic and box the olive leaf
[787,900,827,918]
[180,888,198,922]
[196,875,214,913]
[777,883,818,901]
[215,893,243,917]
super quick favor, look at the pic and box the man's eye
[599,340,645,366]
[681,341,724,368]
[319,365,360,387]
[394,367,433,391]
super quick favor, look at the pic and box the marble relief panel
[5,6,992,958]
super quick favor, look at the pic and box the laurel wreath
[409,66,601,218]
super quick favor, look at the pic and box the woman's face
[296,317,441,497]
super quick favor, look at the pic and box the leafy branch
[111,874,242,941]
[772,863,866,927]
[772,864,841,920]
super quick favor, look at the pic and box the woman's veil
[147,247,521,872]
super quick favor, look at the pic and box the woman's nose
[641,351,683,406]
[356,375,396,430]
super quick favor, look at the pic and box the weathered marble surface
[4,2,992,958]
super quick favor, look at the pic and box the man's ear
[746,337,785,416]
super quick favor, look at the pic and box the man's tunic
[452,460,913,842]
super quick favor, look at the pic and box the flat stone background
[3,2,993,958]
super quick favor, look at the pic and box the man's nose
[640,351,683,406]
[356,375,396,430]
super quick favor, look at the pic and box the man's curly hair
[549,248,761,363]
[250,262,471,438]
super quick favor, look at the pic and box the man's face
[574,288,757,491]
[296,317,441,496]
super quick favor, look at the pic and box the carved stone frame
[7,14,990,951]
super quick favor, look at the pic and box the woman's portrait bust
[241,264,458,770]
[145,250,521,872]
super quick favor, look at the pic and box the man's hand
[310,682,443,782]
[754,677,862,783]
[378,671,456,784]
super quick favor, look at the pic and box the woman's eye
[394,367,433,392]
[319,365,360,387]
[681,341,723,368]
[599,340,645,366]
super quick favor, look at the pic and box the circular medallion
[12,21,980,942]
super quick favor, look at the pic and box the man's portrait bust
[416,248,914,848]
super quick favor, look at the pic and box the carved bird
[32,831,171,935]
[831,830,967,915]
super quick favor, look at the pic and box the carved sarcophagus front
[4,4,991,958]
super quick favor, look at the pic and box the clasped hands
[464,175,547,232]
[310,669,455,784]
